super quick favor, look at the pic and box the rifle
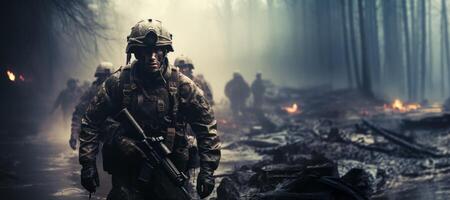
[116,108,192,200]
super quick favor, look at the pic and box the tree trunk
[358,0,372,96]
[402,0,412,100]
[420,0,426,100]
[341,0,354,88]
[349,0,361,88]
[366,0,381,95]
[411,0,418,100]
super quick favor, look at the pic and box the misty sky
[63,0,307,100]
[52,0,450,102]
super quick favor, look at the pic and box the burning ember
[283,103,301,114]
[5,70,26,82]
[6,70,15,81]
[384,99,421,112]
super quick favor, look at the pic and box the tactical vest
[120,65,187,151]
[103,65,189,174]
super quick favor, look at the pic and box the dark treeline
[265,0,447,101]
[0,0,105,132]
[216,0,444,101]
[208,0,448,102]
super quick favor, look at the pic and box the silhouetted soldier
[251,72,266,110]
[225,72,250,117]
[52,78,82,121]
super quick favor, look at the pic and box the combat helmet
[126,19,174,64]
[94,62,113,77]
[174,55,194,69]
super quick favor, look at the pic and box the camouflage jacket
[79,62,221,173]
[193,75,214,105]
[71,79,105,139]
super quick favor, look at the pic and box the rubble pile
[216,88,450,199]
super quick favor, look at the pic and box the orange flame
[283,103,300,114]
[384,99,421,112]
[6,70,15,81]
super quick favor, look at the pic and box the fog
[3,0,450,132]
[64,0,315,100]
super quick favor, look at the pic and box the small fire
[283,103,300,114]
[384,99,421,112]
[6,70,15,81]
[5,70,27,82]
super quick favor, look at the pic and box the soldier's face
[136,48,165,72]
[143,49,164,71]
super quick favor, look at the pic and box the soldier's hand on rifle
[81,164,99,193]
[197,169,215,199]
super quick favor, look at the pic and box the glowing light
[384,99,421,112]
[283,103,300,114]
[19,75,25,81]
[6,70,15,81]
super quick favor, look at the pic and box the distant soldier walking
[251,72,265,110]
[69,62,113,150]
[52,78,82,122]
[174,55,214,105]
[225,72,250,117]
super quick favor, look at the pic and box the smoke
[59,0,311,100]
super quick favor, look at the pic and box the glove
[81,164,99,193]
[196,169,215,199]
[69,137,77,150]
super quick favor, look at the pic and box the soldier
[174,55,214,198]
[225,72,250,117]
[251,72,266,109]
[79,19,221,200]
[174,55,214,105]
[69,62,113,150]
[52,78,82,121]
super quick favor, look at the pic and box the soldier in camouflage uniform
[174,55,214,105]
[69,62,113,150]
[79,19,221,200]
[174,55,216,197]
